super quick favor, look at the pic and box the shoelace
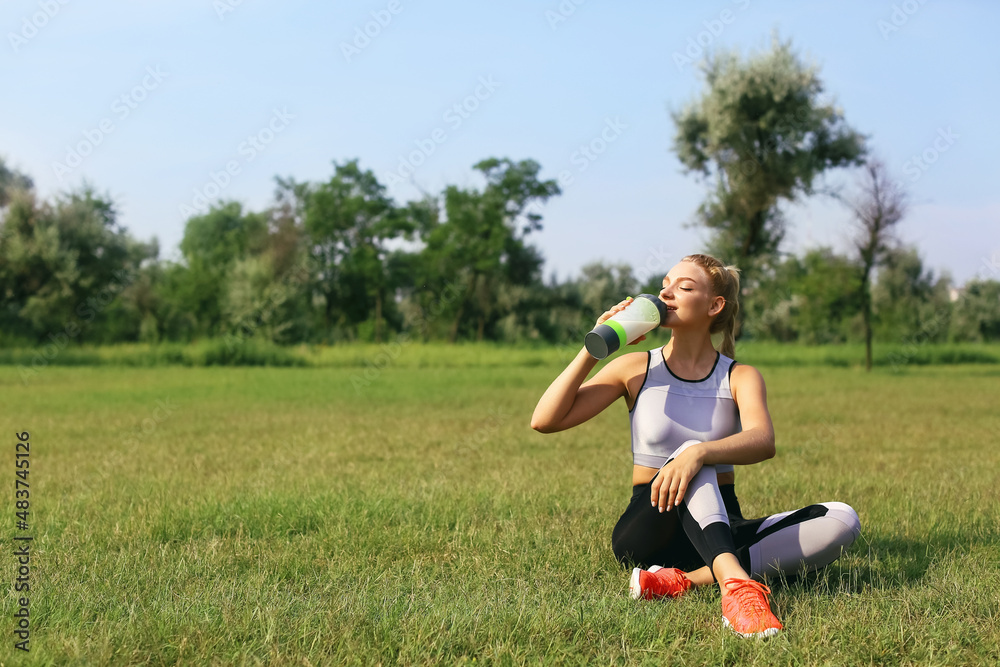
[723,578,773,618]
[655,569,686,593]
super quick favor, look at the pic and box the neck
[662,329,718,364]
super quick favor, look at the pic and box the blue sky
[2,0,998,286]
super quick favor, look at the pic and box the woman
[531,254,860,638]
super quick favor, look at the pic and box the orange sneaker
[721,578,783,638]
[629,565,693,600]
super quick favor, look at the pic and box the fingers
[673,478,689,508]
[653,471,676,513]
[596,297,633,326]
[663,475,678,513]
[651,467,689,513]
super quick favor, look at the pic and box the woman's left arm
[698,363,776,465]
[650,364,775,513]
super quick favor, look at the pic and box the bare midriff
[632,465,735,488]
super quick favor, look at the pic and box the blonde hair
[681,254,741,359]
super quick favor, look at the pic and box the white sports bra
[629,348,739,472]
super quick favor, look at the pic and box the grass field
[3,339,998,371]
[2,344,999,665]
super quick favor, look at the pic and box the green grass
[2,338,998,372]
[2,345,999,665]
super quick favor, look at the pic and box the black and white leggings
[611,457,861,579]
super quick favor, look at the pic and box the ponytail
[681,255,741,360]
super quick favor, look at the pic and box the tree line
[2,37,997,351]
[1,153,997,350]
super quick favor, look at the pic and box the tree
[672,35,867,324]
[418,158,560,342]
[175,201,269,336]
[0,156,33,208]
[950,280,1000,342]
[270,175,312,277]
[304,160,411,342]
[849,159,907,370]
[577,262,640,320]
[787,248,863,344]
[261,176,316,343]
[738,253,804,343]
[872,246,951,346]
[0,184,156,342]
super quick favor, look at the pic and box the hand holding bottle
[586,294,668,359]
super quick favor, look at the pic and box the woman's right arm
[531,300,644,433]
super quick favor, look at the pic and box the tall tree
[175,201,268,336]
[0,184,156,341]
[577,262,640,320]
[419,158,560,342]
[872,246,952,346]
[788,248,863,345]
[950,280,1000,342]
[304,160,410,342]
[257,176,314,343]
[734,253,800,343]
[672,35,867,318]
[848,159,907,370]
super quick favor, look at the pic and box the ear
[708,296,725,318]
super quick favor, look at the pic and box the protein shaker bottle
[584,294,668,359]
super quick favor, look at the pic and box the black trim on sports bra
[628,351,652,413]
[662,349,720,383]
[727,359,741,419]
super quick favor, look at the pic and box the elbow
[762,430,776,460]
[530,409,561,433]
[530,397,566,432]
[530,416,553,433]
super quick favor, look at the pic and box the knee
[821,501,861,546]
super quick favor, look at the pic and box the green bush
[0,340,997,370]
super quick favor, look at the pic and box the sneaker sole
[722,615,780,639]
[629,567,643,600]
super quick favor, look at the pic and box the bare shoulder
[601,349,651,381]
[729,362,768,399]
[584,349,649,389]
[730,361,765,383]
[596,350,652,409]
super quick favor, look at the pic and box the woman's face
[657,261,723,328]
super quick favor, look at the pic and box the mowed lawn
[2,349,999,666]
